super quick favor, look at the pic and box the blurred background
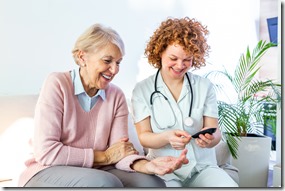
[0,0,278,100]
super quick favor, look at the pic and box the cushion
[215,141,239,184]
[0,118,34,184]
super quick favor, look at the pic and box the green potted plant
[205,40,281,187]
[205,40,281,158]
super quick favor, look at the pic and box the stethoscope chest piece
[184,117,194,127]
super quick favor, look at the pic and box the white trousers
[165,166,239,187]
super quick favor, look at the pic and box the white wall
[0,0,262,99]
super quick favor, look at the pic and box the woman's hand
[166,130,191,150]
[131,149,189,175]
[194,127,221,148]
[93,137,138,167]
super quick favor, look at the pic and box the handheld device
[191,128,216,138]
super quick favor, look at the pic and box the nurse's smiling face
[160,44,193,80]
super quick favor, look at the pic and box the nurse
[131,17,238,187]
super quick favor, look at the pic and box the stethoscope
[150,69,194,130]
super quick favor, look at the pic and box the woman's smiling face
[160,43,193,80]
[80,43,123,92]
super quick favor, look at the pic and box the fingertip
[120,137,129,142]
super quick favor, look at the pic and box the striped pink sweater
[18,72,146,187]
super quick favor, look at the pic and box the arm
[131,81,190,150]
[131,149,189,175]
[33,73,94,167]
[194,80,221,148]
[90,85,141,167]
[135,117,191,150]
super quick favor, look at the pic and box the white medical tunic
[131,71,219,181]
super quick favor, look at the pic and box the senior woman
[18,23,188,187]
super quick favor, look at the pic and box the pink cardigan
[18,72,146,187]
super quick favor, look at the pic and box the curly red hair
[145,17,210,69]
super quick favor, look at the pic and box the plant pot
[232,134,271,187]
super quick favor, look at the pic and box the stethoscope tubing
[150,69,194,129]
[185,71,193,117]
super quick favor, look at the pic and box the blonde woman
[18,23,188,188]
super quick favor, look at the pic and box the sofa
[0,95,239,187]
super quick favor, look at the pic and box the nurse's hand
[195,127,221,148]
[195,133,214,148]
[167,130,191,150]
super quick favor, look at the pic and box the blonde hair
[72,24,125,65]
[145,17,209,69]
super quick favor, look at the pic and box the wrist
[131,159,151,174]
[93,150,108,167]
[162,131,171,144]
